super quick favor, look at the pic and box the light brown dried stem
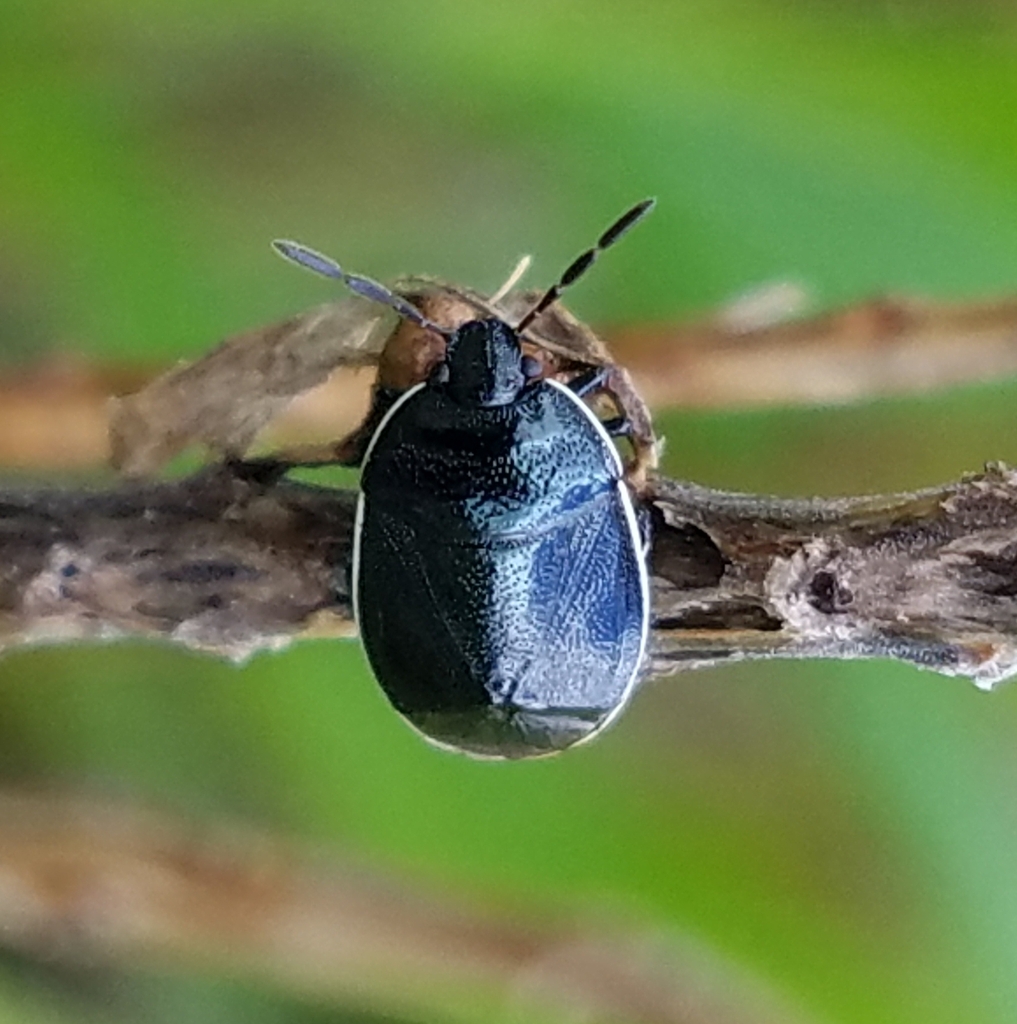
[0,790,802,1024]
[1,460,1017,687]
[611,293,1017,409]
[8,291,1017,469]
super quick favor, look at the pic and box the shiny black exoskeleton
[353,318,649,759]
[273,198,656,758]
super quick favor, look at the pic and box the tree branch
[3,461,1017,687]
[0,790,801,1024]
[7,291,1017,469]
[612,292,1017,409]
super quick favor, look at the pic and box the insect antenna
[515,198,656,333]
[272,240,454,337]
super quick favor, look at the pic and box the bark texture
[2,461,1017,688]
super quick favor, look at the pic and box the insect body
[274,201,655,758]
[354,318,648,757]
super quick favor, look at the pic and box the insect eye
[521,355,542,380]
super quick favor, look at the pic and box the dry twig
[612,293,1017,409]
[0,461,1016,687]
[0,286,1013,1022]
[5,291,1017,468]
[0,790,804,1024]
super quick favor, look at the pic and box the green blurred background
[5,1,1017,1022]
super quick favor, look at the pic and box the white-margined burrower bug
[274,201,656,758]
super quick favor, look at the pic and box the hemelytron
[273,200,655,758]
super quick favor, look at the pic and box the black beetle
[273,200,655,758]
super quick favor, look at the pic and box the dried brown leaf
[109,296,395,476]
[108,277,621,477]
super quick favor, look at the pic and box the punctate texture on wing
[355,381,645,758]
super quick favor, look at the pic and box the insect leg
[604,364,658,492]
[567,363,658,492]
[567,366,611,398]
[600,416,630,437]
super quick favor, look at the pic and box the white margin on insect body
[351,381,428,632]
[545,378,651,739]
[351,373,650,757]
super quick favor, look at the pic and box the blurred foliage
[4,1,1017,1022]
